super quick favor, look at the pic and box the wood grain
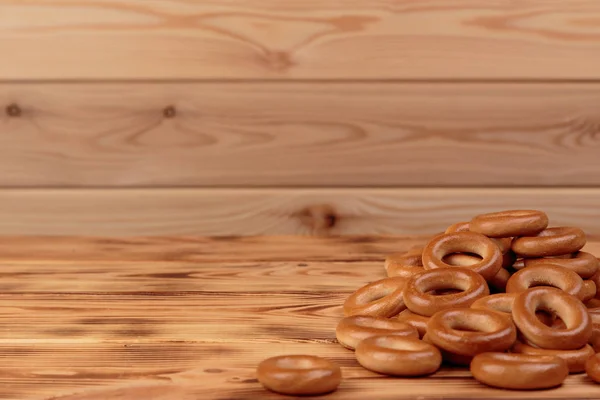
[0,342,598,400]
[0,260,382,292]
[1,236,600,399]
[3,188,600,236]
[0,292,348,343]
[3,83,600,187]
[2,1,600,79]
[0,235,425,262]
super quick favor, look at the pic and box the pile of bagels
[257,210,600,396]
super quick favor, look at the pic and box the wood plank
[6,254,600,344]
[0,235,424,262]
[0,342,221,400]
[0,342,598,400]
[3,188,600,236]
[0,292,348,344]
[3,83,600,187]
[4,252,600,344]
[2,1,600,79]
[0,261,382,293]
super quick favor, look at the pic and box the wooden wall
[1,1,600,236]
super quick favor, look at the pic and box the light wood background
[1,1,600,236]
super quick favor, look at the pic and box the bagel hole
[448,321,483,333]
[445,233,498,258]
[528,278,563,292]
[535,308,567,329]
[535,310,556,327]
[426,289,463,295]
[442,252,482,267]
[534,304,568,327]
[418,274,470,295]
[552,317,566,329]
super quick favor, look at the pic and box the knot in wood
[263,50,294,72]
[6,103,22,117]
[296,204,338,233]
[163,106,177,118]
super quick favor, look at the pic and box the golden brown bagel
[385,250,424,278]
[506,264,585,301]
[512,287,592,350]
[335,315,418,350]
[426,308,516,357]
[586,353,600,383]
[355,335,442,376]
[470,210,548,238]
[403,268,489,317]
[396,309,429,338]
[470,352,568,390]
[257,355,341,395]
[525,251,599,279]
[512,227,586,257]
[422,232,502,280]
[343,277,407,318]
[512,340,594,373]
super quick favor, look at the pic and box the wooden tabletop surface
[3,235,600,400]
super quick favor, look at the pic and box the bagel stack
[336,209,600,390]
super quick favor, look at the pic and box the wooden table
[2,235,600,400]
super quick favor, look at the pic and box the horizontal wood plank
[0,261,382,293]
[0,292,347,344]
[2,1,600,79]
[0,342,598,400]
[3,188,600,236]
[3,83,600,186]
[0,235,423,262]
